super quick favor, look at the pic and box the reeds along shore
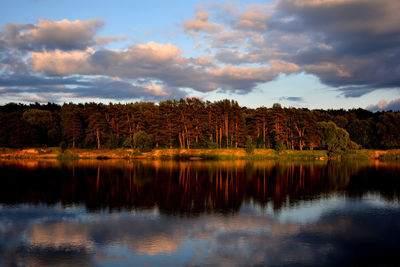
[1,147,398,161]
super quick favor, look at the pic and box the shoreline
[0,147,397,161]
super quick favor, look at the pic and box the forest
[0,98,399,152]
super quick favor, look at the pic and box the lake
[0,159,399,266]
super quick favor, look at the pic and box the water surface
[0,159,399,266]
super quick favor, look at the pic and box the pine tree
[61,104,83,148]
[87,110,108,149]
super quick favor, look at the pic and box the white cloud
[183,12,220,33]
[2,0,400,103]
[366,98,400,111]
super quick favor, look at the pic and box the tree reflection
[0,160,399,215]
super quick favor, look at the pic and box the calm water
[0,159,400,266]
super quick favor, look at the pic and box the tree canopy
[0,99,398,151]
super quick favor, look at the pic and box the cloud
[2,200,400,266]
[279,96,304,102]
[2,0,400,103]
[274,0,400,94]
[183,12,220,33]
[236,11,268,30]
[366,98,400,112]
[30,48,95,75]
[1,19,109,51]
[27,41,294,95]
[29,42,184,77]
[30,223,93,249]
[214,49,288,65]
[94,36,126,46]
[183,0,400,97]
[0,76,187,102]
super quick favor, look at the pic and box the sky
[0,0,399,111]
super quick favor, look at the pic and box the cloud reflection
[1,200,400,266]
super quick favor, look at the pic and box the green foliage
[191,142,202,149]
[346,119,370,148]
[59,141,67,153]
[379,151,400,161]
[207,141,218,149]
[376,112,400,149]
[348,140,360,150]
[272,103,282,109]
[122,137,133,148]
[245,136,255,154]
[275,140,286,151]
[60,104,83,148]
[0,100,399,151]
[317,121,359,153]
[133,131,153,152]
[340,150,371,161]
[22,109,52,128]
[87,111,108,149]
[106,135,121,149]
[22,108,56,146]
[47,127,60,146]
[56,152,79,161]
[333,115,348,129]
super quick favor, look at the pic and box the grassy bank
[1,147,396,161]
[378,150,400,161]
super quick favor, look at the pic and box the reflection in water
[1,159,399,213]
[0,159,400,266]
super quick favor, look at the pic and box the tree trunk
[209,111,213,142]
[225,113,228,147]
[195,125,198,143]
[219,127,222,148]
[168,117,172,149]
[96,127,100,149]
[127,114,133,147]
[179,131,183,149]
[263,118,266,148]
[235,121,238,148]
[216,125,218,146]
[185,126,190,149]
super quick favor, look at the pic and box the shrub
[245,136,255,154]
[275,140,286,151]
[122,137,133,148]
[133,131,153,152]
[59,141,67,153]
[317,121,360,153]
[207,141,218,149]
[106,135,121,149]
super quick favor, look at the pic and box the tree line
[0,99,399,151]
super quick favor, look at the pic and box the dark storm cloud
[0,75,90,87]
[272,0,400,95]
[188,0,400,97]
[0,76,188,102]
[0,50,31,75]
